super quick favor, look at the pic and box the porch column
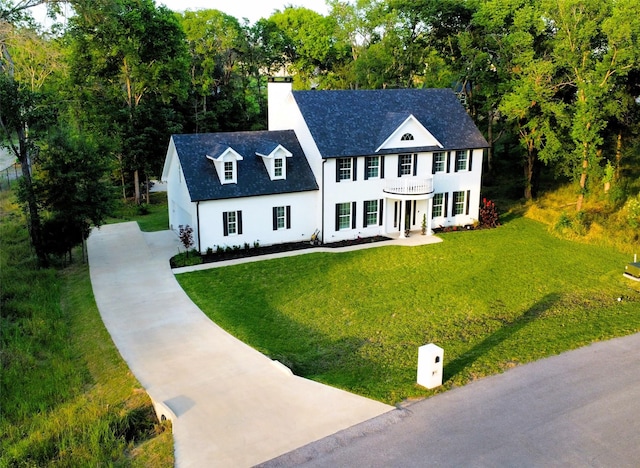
[398,199,405,239]
[426,197,433,236]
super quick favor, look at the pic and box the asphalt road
[261,332,640,467]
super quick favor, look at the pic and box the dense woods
[1,0,639,261]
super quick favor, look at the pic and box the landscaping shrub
[479,198,500,228]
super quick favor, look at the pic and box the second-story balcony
[383,177,434,198]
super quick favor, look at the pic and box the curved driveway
[88,222,640,467]
[87,223,392,467]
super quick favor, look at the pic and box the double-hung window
[455,150,471,172]
[337,158,352,181]
[363,199,382,227]
[433,152,446,173]
[432,193,445,218]
[365,156,379,179]
[335,202,356,230]
[224,161,234,181]
[223,210,243,236]
[272,206,291,230]
[452,191,471,216]
[398,154,413,176]
[274,158,283,178]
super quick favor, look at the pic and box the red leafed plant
[479,198,500,228]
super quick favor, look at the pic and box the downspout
[196,201,201,253]
[321,159,326,244]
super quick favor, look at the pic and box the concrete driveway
[87,222,392,467]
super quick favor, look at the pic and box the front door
[405,200,412,232]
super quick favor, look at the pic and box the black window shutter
[454,152,460,172]
[352,157,357,181]
[335,204,340,231]
[286,206,291,229]
[412,155,418,176]
[335,159,340,182]
[272,207,277,231]
[379,198,384,225]
[362,201,368,227]
[444,193,449,217]
[380,156,385,179]
[352,202,357,229]
[237,210,243,235]
[466,190,471,215]
[397,155,402,177]
[468,150,473,171]
[364,157,369,180]
[223,212,229,236]
[446,152,451,173]
[431,154,436,175]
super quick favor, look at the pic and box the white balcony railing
[383,177,434,196]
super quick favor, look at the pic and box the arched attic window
[401,133,414,141]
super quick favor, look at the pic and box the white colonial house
[162,77,489,252]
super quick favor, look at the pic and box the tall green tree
[32,126,115,261]
[69,0,188,204]
[178,9,258,132]
[546,0,640,210]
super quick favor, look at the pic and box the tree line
[1,0,638,265]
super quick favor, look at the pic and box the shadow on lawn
[444,292,561,381]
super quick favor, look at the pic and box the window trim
[454,150,473,172]
[365,156,380,180]
[274,157,284,178]
[363,199,380,227]
[452,190,471,216]
[272,205,291,230]
[432,193,444,218]
[223,210,243,236]
[335,202,356,231]
[432,152,446,174]
[224,161,234,181]
[398,154,416,177]
[336,157,353,182]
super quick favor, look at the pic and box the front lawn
[176,216,640,404]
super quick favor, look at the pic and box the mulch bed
[194,235,392,265]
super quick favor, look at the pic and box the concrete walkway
[87,223,393,467]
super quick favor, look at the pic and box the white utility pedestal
[417,343,443,389]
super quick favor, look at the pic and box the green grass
[0,191,173,466]
[107,192,169,232]
[177,216,640,404]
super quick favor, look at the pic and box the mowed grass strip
[0,191,173,466]
[177,217,640,404]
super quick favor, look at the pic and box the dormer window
[224,161,234,181]
[207,147,243,185]
[401,133,414,141]
[274,158,283,178]
[257,144,292,181]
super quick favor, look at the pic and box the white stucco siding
[323,157,389,243]
[163,143,198,241]
[430,148,484,228]
[196,191,318,252]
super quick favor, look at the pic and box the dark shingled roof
[293,88,489,158]
[172,130,318,202]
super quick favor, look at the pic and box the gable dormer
[376,114,443,152]
[257,144,292,181]
[207,147,244,185]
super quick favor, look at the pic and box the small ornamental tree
[479,198,500,228]
[178,224,194,256]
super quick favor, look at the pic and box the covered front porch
[382,177,435,239]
